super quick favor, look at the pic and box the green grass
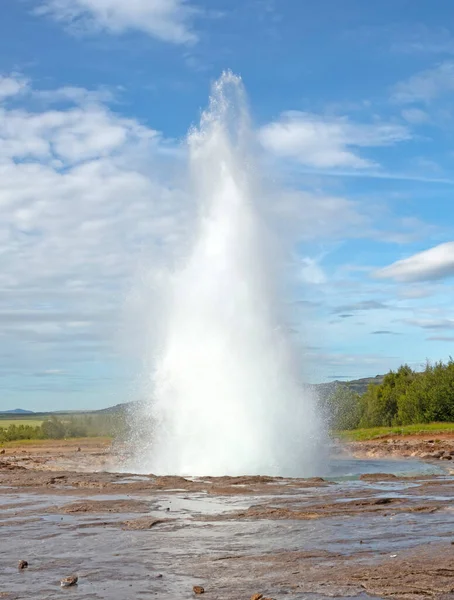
[336,422,454,441]
[0,419,43,428]
[0,436,112,448]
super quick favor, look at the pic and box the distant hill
[0,408,35,415]
[92,402,132,415]
[0,376,385,417]
[313,375,385,400]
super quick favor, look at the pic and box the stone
[193,586,205,595]
[18,560,28,570]
[250,595,263,600]
[60,575,78,587]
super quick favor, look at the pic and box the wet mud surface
[1,440,454,599]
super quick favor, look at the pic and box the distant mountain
[1,408,35,414]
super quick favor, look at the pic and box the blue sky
[2,0,454,411]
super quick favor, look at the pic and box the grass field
[0,419,43,428]
[1,436,112,448]
[337,422,454,441]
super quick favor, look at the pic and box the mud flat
[1,440,454,600]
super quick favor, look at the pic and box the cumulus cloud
[374,242,454,282]
[0,75,193,375]
[34,0,199,44]
[393,61,454,103]
[259,111,410,169]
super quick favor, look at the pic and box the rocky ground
[345,432,454,462]
[1,437,454,599]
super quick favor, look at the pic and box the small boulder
[60,575,78,588]
[18,560,28,570]
[193,586,205,595]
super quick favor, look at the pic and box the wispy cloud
[371,330,401,335]
[403,318,454,330]
[333,300,389,314]
[391,26,454,56]
[374,242,454,282]
[259,111,410,169]
[34,0,201,44]
[393,61,454,103]
[401,107,429,124]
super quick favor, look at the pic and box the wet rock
[0,462,25,471]
[193,585,205,595]
[122,517,168,530]
[441,455,452,460]
[18,560,28,570]
[359,473,398,482]
[60,575,78,587]
[59,499,149,514]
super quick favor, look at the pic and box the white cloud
[393,61,454,103]
[403,318,454,330]
[299,257,327,285]
[0,75,192,371]
[0,75,28,100]
[374,242,454,282]
[34,0,199,44]
[259,111,410,169]
[401,107,429,124]
[270,190,369,241]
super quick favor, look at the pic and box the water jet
[129,72,324,477]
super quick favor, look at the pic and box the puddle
[324,457,446,481]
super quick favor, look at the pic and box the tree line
[326,359,454,430]
[0,413,126,443]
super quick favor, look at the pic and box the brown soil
[345,432,454,462]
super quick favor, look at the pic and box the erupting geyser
[129,71,325,477]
